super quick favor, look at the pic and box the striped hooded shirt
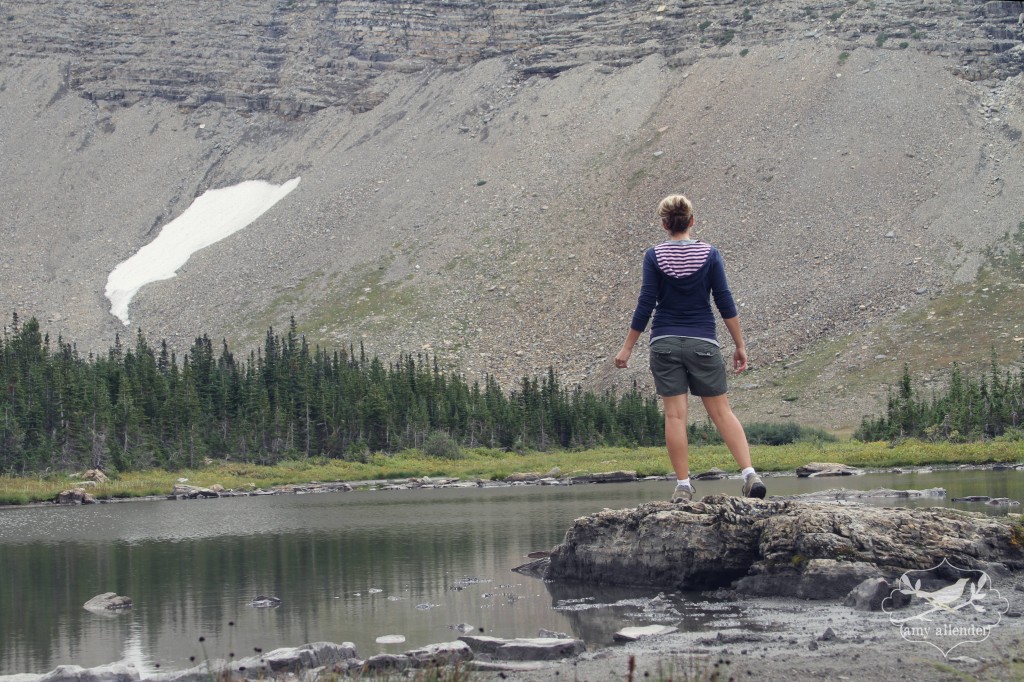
[628,239,738,345]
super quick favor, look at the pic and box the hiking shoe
[742,473,766,499]
[670,483,696,503]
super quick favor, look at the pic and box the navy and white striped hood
[653,240,712,279]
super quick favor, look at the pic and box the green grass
[3,440,1021,506]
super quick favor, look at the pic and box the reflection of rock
[541,495,1024,597]
[83,592,132,612]
[952,495,1020,506]
[540,582,681,646]
[30,662,137,681]
[795,462,863,477]
[56,489,96,505]
[782,487,946,501]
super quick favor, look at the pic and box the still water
[0,468,1021,675]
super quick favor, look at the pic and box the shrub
[689,421,834,446]
[423,431,464,460]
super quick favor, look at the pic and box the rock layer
[3,1,1022,117]
[543,495,1024,593]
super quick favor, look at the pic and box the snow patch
[105,178,301,326]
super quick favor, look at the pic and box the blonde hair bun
[658,195,693,234]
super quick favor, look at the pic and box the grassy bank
[1,439,1022,506]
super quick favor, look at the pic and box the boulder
[38,663,138,682]
[360,654,412,674]
[82,469,109,484]
[504,472,542,483]
[795,462,863,477]
[844,577,912,611]
[170,484,219,499]
[56,489,96,505]
[736,559,882,599]
[261,642,358,673]
[693,467,728,480]
[83,593,132,612]
[458,635,585,661]
[403,641,473,667]
[541,495,1024,595]
[569,471,638,484]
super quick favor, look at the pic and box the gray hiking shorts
[649,336,727,398]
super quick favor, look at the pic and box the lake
[0,467,1020,675]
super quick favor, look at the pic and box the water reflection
[0,468,1020,674]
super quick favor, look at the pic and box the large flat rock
[543,494,1024,595]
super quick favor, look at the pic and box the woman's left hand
[614,347,631,368]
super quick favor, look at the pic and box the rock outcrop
[540,495,1024,595]
[3,1,1022,117]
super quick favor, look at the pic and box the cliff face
[3,1,1023,116]
[1,1,1023,429]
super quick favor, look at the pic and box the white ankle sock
[676,478,691,488]
[741,467,756,480]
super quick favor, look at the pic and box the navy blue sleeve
[709,249,738,319]
[629,249,659,332]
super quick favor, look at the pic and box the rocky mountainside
[1,0,1023,430]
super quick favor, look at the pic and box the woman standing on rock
[615,194,765,503]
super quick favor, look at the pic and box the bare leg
[700,394,752,470]
[662,394,690,479]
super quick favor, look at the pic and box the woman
[614,194,765,503]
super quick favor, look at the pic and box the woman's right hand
[614,347,631,369]
[733,346,748,373]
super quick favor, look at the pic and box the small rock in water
[248,595,282,608]
[538,629,571,639]
[613,625,678,642]
[415,603,438,610]
[368,588,383,594]
[818,627,837,641]
[450,623,474,633]
[84,593,133,613]
[375,634,406,645]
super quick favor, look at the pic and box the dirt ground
[471,574,1024,682]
